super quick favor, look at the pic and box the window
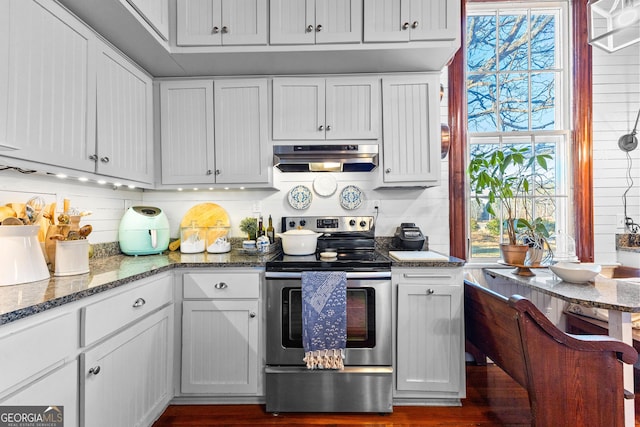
[466,2,571,260]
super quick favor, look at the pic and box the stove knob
[349,219,356,226]
[299,220,306,227]
[288,221,296,228]
[359,220,367,228]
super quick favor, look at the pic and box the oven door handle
[265,271,391,279]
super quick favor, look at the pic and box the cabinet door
[221,0,267,45]
[214,79,269,184]
[326,77,379,140]
[96,41,153,184]
[270,0,315,45]
[396,283,462,393]
[315,0,362,44]
[82,305,173,427]
[126,0,169,41]
[1,0,96,171]
[272,78,325,140]
[160,80,215,185]
[182,300,259,394]
[408,0,459,41]
[381,75,440,184]
[176,0,223,46]
[363,0,410,42]
[0,361,78,427]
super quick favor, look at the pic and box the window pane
[469,197,501,258]
[531,72,556,130]
[498,13,529,71]
[467,75,498,132]
[499,73,529,131]
[531,13,556,70]
[534,142,556,196]
[467,15,497,72]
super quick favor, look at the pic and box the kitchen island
[484,267,640,427]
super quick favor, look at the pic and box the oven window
[282,287,376,348]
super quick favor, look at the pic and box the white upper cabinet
[160,80,215,184]
[364,0,459,42]
[160,79,270,186]
[176,0,267,46]
[95,41,154,184]
[381,74,440,186]
[214,79,269,184]
[125,0,169,41]
[0,0,96,171]
[270,0,362,45]
[272,76,379,140]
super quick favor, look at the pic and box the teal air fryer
[118,206,170,255]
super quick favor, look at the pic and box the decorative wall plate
[313,175,337,197]
[288,185,312,210]
[340,185,363,210]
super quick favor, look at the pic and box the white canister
[0,225,50,286]
[54,239,89,277]
[256,236,270,253]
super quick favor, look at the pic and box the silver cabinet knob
[307,24,314,32]
[412,21,419,29]
[385,168,391,174]
[132,297,146,308]
[249,312,256,318]
[318,125,324,131]
[212,26,219,34]
[214,282,228,289]
[100,156,110,163]
[222,26,228,33]
[206,169,213,175]
[402,22,410,30]
[215,169,221,175]
[326,125,331,131]
[427,289,435,295]
[316,24,322,32]
[89,154,98,161]
[89,366,101,375]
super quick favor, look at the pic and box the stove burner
[268,216,390,272]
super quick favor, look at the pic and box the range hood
[273,144,379,172]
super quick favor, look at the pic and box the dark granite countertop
[0,239,464,326]
[0,249,278,325]
[484,267,640,313]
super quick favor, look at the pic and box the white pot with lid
[276,229,323,256]
[0,225,50,286]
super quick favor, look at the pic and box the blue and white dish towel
[301,271,347,369]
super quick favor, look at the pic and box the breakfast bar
[485,268,640,427]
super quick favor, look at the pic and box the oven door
[265,274,392,366]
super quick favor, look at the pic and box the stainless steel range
[265,216,393,414]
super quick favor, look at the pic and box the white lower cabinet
[181,271,261,395]
[393,268,465,401]
[1,361,78,427]
[82,304,173,427]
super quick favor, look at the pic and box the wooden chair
[464,280,637,427]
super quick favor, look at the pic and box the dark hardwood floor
[156,363,640,426]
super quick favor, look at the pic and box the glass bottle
[266,215,275,244]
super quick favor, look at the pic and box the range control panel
[281,216,374,233]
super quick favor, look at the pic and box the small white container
[54,239,89,277]
[0,225,50,286]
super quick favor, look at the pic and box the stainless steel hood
[273,144,379,172]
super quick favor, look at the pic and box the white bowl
[549,262,602,284]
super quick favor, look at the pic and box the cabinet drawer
[82,274,172,347]
[183,273,260,299]
[0,311,76,395]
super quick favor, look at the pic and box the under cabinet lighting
[588,0,640,52]
[97,180,107,185]
[78,177,89,182]
[56,173,67,179]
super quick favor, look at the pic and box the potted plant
[239,217,258,241]
[467,145,552,265]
